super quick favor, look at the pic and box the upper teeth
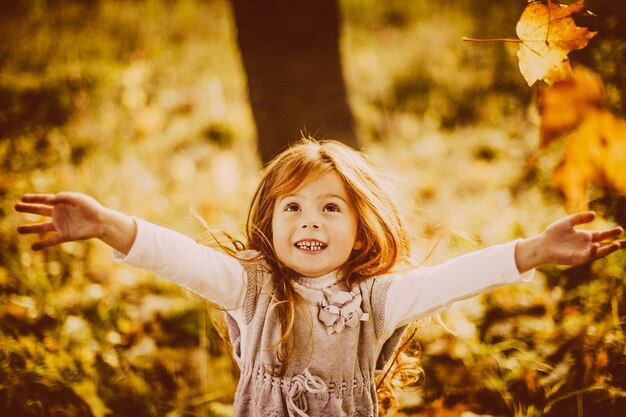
[296,241,326,250]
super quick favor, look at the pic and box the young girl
[16,139,625,417]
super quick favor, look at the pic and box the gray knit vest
[225,250,407,417]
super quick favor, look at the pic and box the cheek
[333,221,358,251]
[347,215,359,242]
[271,217,280,244]
[270,221,285,260]
[271,215,289,246]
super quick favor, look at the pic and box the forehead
[279,172,351,199]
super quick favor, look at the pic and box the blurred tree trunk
[230,0,358,163]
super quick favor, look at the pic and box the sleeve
[112,217,246,310]
[384,239,535,333]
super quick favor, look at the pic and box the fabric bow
[318,288,369,334]
[286,368,327,417]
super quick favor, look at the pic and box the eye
[284,202,300,212]
[323,203,340,213]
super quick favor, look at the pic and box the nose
[301,215,320,229]
[300,210,321,230]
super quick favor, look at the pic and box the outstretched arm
[15,192,137,255]
[16,192,247,309]
[515,211,625,273]
[383,212,625,334]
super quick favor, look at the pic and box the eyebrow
[281,193,350,205]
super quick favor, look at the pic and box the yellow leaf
[516,0,597,86]
[538,65,604,147]
[552,108,626,211]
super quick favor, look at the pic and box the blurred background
[1,0,625,416]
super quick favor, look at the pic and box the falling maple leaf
[538,65,604,147]
[551,107,626,212]
[463,1,596,86]
[539,66,626,212]
[516,0,597,86]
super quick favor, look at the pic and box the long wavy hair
[245,138,411,370]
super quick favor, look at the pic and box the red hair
[245,137,411,369]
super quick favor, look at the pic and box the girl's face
[272,172,359,278]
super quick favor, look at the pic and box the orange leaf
[538,65,604,147]
[552,108,626,212]
[516,0,597,86]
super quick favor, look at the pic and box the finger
[592,227,624,242]
[32,235,64,251]
[20,194,58,204]
[17,222,55,235]
[567,211,596,227]
[14,202,54,217]
[594,242,620,259]
[49,192,80,205]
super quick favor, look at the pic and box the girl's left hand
[542,212,625,265]
[516,212,626,273]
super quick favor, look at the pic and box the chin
[292,267,327,278]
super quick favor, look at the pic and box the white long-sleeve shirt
[114,218,534,343]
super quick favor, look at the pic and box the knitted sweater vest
[225,250,408,417]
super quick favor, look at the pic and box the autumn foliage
[463,0,597,87]
[539,65,626,212]
[2,1,626,417]
[516,0,596,86]
[467,0,625,213]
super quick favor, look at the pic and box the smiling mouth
[294,240,328,251]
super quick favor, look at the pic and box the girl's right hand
[15,192,136,254]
